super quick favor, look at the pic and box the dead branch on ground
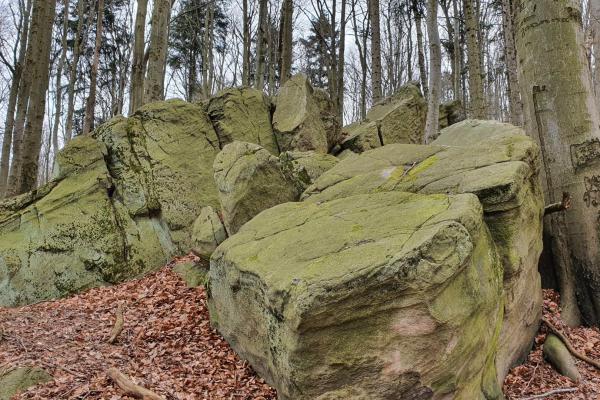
[107,368,165,400]
[107,303,125,344]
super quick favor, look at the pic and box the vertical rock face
[273,74,337,153]
[213,141,302,235]
[300,120,544,383]
[191,206,227,258]
[209,191,504,399]
[207,87,278,154]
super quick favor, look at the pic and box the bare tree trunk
[202,1,214,98]
[501,0,523,125]
[337,0,347,121]
[144,0,171,103]
[464,0,486,118]
[0,0,32,197]
[255,0,268,90]
[424,0,441,143]
[64,0,85,141]
[242,0,250,86]
[516,0,600,325]
[352,0,370,119]
[369,0,382,103]
[412,0,428,97]
[129,0,148,114]
[16,0,56,194]
[52,0,70,160]
[591,0,600,100]
[279,0,293,84]
[82,0,105,135]
[452,0,462,102]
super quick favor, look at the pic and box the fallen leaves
[0,255,276,399]
[503,289,600,399]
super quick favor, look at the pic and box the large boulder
[303,119,545,381]
[279,150,339,189]
[191,206,227,258]
[214,142,302,235]
[0,366,52,400]
[206,87,278,154]
[340,84,427,152]
[209,191,504,399]
[273,74,337,153]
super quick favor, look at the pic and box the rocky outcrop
[213,142,302,235]
[209,191,504,399]
[439,99,465,130]
[303,119,544,381]
[340,84,427,152]
[279,150,339,188]
[273,74,338,153]
[0,366,52,400]
[207,87,278,154]
[191,206,227,258]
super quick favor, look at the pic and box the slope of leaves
[0,255,276,399]
[503,290,600,399]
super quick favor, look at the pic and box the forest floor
[1,256,599,400]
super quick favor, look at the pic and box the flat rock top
[213,191,483,305]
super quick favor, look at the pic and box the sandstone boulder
[209,191,504,399]
[0,367,52,400]
[273,74,335,153]
[303,119,544,381]
[207,87,278,154]
[191,206,227,257]
[214,142,302,235]
[279,150,339,188]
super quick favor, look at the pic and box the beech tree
[424,0,441,143]
[144,0,172,103]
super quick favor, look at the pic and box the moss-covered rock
[214,141,302,234]
[273,74,334,153]
[279,150,339,189]
[191,206,227,257]
[173,260,208,287]
[209,191,504,399]
[207,87,278,154]
[0,366,52,400]
[302,119,545,383]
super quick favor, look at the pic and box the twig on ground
[544,192,571,215]
[39,360,86,378]
[542,317,600,370]
[520,387,578,399]
[107,368,165,400]
[107,303,125,344]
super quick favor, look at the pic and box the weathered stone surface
[93,100,222,251]
[439,100,465,130]
[340,84,427,152]
[273,74,332,153]
[313,88,343,150]
[174,260,209,288]
[279,151,339,189]
[303,119,544,382]
[543,334,581,382]
[214,142,302,235]
[0,136,174,306]
[209,191,504,399]
[191,206,227,257]
[207,87,278,154]
[0,367,52,400]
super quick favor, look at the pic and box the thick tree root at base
[107,368,164,400]
[542,317,600,370]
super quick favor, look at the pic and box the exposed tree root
[107,303,124,344]
[544,192,571,215]
[542,317,600,370]
[107,368,164,400]
[521,387,578,399]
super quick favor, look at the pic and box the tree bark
[412,0,428,97]
[516,0,600,325]
[279,0,293,85]
[144,0,171,103]
[82,0,105,135]
[424,0,441,143]
[501,0,523,126]
[369,0,382,103]
[52,0,70,160]
[463,0,486,118]
[129,0,148,114]
[242,0,250,86]
[255,0,268,90]
[0,0,32,197]
[15,0,56,194]
[591,0,600,100]
[337,0,347,122]
[64,0,85,141]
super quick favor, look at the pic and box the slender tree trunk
[464,0,486,118]
[52,0,70,161]
[591,0,600,100]
[412,0,428,97]
[337,0,347,121]
[255,0,268,90]
[502,0,523,125]
[279,0,293,84]
[130,0,148,114]
[242,0,250,86]
[64,0,85,141]
[516,0,600,325]
[452,0,462,102]
[16,0,56,194]
[0,0,32,197]
[144,0,171,103]
[369,0,382,103]
[424,0,441,143]
[82,0,104,135]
